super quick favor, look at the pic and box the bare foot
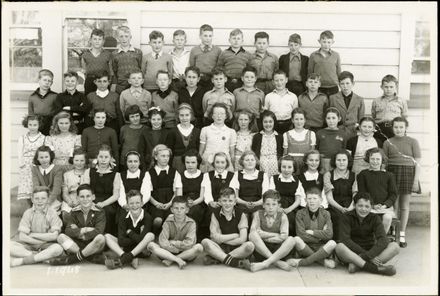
[10,258,23,267]
[286,258,301,267]
[176,258,187,269]
[275,260,293,271]
[162,259,173,267]
[250,262,268,272]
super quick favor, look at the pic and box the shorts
[70,237,93,250]
[220,243,237,254]
[254,242,289,262]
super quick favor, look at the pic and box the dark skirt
[387,164,415,194]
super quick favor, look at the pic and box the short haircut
[152,144,172,163]
[156,70,170,79]
[338,71,354,83]
[307,73,321,81]
[173,29,186,38]
[219,187,236,199]
[200,24,213,34]
[291,107,307,120]
[33,186,49,195]
[124,104,144,121]
[260,110,278,131]
[364,147,387,165]
[359,116,376,127]
[33,145,55,165]
[38,69,54,80]
[182,149,202,168]
[211,151,230,169]
[93,108,107,118]
[126,189,142,202]
[330,149,353,169]
[273,69,287,79]
[262,189,281,203]
[129,70,143,77]
[208,102,231,120]
[22,114,42,128]
[320,30,334,40]
[305,186,322,197]
[241,66,257,77]
[254,31,269,42]
[68,147,88,165]
[232,109,258,133]
[63,71,79,79]
[354,192,373,205]
[288,33,301,44]
[230,28,243,37]
[117,26,131,34]
[147,107,166,128]
[77,183,93,196]
[238,150,260,169]
[50,111,78,135]
[211,67,226,77]
[185,66,201,77]
[149,30,164,41]
[391,116,409,128]
[324,107,341,118]
[172,195,188,206]
[97,144,114,159]
[381,74,398,86]
[278,154,296,172]
[94,71,110,80]
[90,29,105,38]
[177,103,194,122]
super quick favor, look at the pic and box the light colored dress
[61,168,90,212]
[234,131,256,171]
[259,132,279,177]
[352,135,378,176]
[17,132,46,199]
[45,133,82,170]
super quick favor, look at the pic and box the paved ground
[4,225,437,295]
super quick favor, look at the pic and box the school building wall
[4,3,435,200]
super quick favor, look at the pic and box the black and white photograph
[1,1,437,295]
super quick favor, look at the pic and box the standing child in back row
[308,30,341,98]
[142,30,173,93]
[152,71,179,129]
[170,30,191,92]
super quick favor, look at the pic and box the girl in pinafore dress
[232,109,258,171]
[166,103,200,174]
[17,115,46,201]
[298,150,328,209]
[89,144,121,236]
[144,144,182,234]
[283,108,316,175]
[45,111,81,171]
[251,110,283,177]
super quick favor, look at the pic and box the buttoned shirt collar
[154,165,170,175]
[184,170,202,179]
[127,169,141,179]
[263,211,277,219]
[39,164,54,175]
[31,204,49,214]
[166,214,192,224]
[170,48,190,57]
[117,45,136,53]
[304,170,319,180]
[210,123,229,132]
[126,209,145,228]
[254,51,269,59]
[308,208,319,220]
[342,92,353,99]
[319,48,333,56]
[227,46,246,55]
[380,95,399,101]
[32,88,56,99]
[220,207,236,218]
[333,169,350,181]
[260,130,279,136]
[72,203,100,212]
[214,170,229,179]
[200,44,213,51]
[290,52,301,61]
[130,87,143,95]
[152,50,163,58]
[278,174,296,182]
[65,89,78,96]
[272,88,289,96]
[238,86,258,93]
[96,89,109,98]
[241,169,259,179]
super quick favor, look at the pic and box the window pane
[12,11,40,25]
[411,60,430,74]
[414,38,430,57]
[10,48,42,83]
[10,28,42,46]
[67,48,86,73]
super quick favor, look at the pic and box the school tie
[155,53,159,60]
[43,170,50,185]
[203,45,210,53]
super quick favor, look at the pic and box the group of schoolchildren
[12,23,423,277]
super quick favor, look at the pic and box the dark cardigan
[278,53,309,84]
[251,132,284,159]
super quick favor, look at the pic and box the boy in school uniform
[202,68,235,126]
[371,74,408,143]
[201,187,253,269]
[308,30,341,98]
[233,66,265,129]
[170,30,191,92]
[217,29,252,92]
[287,187,337,268]
[298,73,329,133]
[189,24,222,90]
[329,71,365,139]
[105,190,155,269]
[279,33,309,97]
[248,31,279,95]
[80,28,112,96]
[335,192,399,276]
[54,71,92,133]
[28,69,58,136]
[119,71,152,124]
[142,30,173,93]
[49,184,107,265]
[248,190,298,272]
[111,26,143,94]
[264,70,298,134]
[87,71,124,134]
[151,70,179,129]
[10,186,64,267]
[147,196,204,268]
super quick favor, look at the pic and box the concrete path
[4,226,436,295]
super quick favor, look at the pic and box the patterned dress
[17,132,46,199]
[234,131,256,171]
[45,133,81,170]
[259,133,279,176]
